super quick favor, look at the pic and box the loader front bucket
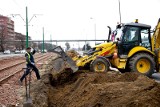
[52,46,78,72]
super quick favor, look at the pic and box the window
[123,26,139,42]
[140,29,150,49]
[110,28,123,42]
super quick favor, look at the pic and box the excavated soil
[47,72,160,107]
[28,58,160,107]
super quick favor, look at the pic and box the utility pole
[26,6,29,48]
[42,27,44,53]
[11,10,42,48]
[118,0,122,23]
[94,23,96,45]
[90,17,96,45]
[50,34,52,49]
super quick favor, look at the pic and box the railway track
[0,53,52,84]
[0,55,43,72]
[0,54,44,72]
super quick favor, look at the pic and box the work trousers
[20,64,41,82]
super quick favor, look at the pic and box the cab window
[110,28,123,42]
[123,26,139,42]
[140,29,151,49]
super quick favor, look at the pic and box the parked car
[3,50,11,54]
[41,49,47,53]
[15,50,21,54]
[20,50,26,54]
[44,49,47,53]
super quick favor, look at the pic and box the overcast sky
[0,0,160,42]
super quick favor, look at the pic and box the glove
[31,62,35,65]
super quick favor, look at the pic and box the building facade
[0,15,15,51]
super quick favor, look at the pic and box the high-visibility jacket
[25,52,35,64]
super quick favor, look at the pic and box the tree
[32,42,38,49]
[0,25,6,52]
[65,42,70,50]
[15,33,25,50]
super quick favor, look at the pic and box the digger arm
[152,18,160,72]
[51,46,78,72]
[152,18,160,50]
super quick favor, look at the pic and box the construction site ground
[1,54,160,107]
[11,54,160,107]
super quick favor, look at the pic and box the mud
[27,57,160,107]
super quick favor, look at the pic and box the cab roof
[125,22,151,29]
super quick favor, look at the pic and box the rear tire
[90,58,109,72]
[129,53,155,77]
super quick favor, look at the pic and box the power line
[0,5,10,16]
[12,0,24,10]
[0,8,4,12]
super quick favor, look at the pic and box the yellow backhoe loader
[53,18,160,77]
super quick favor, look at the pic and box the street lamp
[90,17,96,45]
[118,0,122,23]
[42,27,44,53]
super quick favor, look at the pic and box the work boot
[18,80,23,86]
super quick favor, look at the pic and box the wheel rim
[136,58,151,73]
[94,62,106,72]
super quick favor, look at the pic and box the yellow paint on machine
[128,46,155,58]
[110,58,127,69]
[136,58,151,73]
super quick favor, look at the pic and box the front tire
[90,58,109,72]
[129,53,155,77]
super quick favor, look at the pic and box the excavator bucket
[52,46,78,72]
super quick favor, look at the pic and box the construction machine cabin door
[118,26,151,57]
[118,26,140,57]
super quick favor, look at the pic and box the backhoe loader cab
[117,23,152,56]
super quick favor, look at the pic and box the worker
[19,47,40,85]
[131,30,139,41]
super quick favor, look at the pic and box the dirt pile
[47,72,160,107]
[66,50,79,58]
[26,57,160,107]
[30,71,160,107]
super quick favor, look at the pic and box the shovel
[23,68,33,107]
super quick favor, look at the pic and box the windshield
[122,26,139,42]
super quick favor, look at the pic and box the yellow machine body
[74,42,116,67]
[152,19,160,65]
[111,46,155,69]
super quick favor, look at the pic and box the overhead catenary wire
[12,0,24,11]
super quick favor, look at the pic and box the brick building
[0,15,15,51]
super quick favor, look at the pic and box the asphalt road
[152,73,160,83]
[0,53,24,58]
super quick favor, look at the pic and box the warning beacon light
[135,19,138,23]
